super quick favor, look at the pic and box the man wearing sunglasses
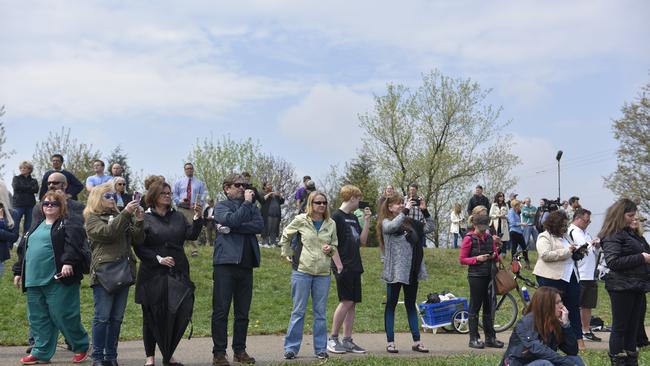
[211,173,264,366]
[38,154,84,201]
[33,172,85,227]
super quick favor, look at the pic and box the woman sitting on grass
[500,286,585,366]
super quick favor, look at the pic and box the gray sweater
[381,212,434,284]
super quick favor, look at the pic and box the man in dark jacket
[38,154,84,201]
[32,172,85,226]
[211,173,264,366]
[467,185,490,215]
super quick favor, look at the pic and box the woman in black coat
[12,161,39,233]
[133,181,203,366]
[599,198,650,365]
[260,182,284,246]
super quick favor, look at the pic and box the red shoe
[71,351,88,363]
[20,354,49,364]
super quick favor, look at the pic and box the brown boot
[213,352,229,366]
[233,351,256,364]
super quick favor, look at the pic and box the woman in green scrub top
[13,191,90,365]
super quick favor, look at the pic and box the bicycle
[447,251,538,333]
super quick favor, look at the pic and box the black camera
[410,197,420,206]
[572,243,589,261]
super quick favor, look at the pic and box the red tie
[186,178,192,205]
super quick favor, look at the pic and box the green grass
[0,247,640,346]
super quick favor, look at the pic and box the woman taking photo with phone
[459,214,503,349]
[280,191,342,360]
[377,192,433,354]
[84,183,143,366]
[599,198,650,365]
[12,191,90,365]
[500,286,584,366]
[112,177,132,212]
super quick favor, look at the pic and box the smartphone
[53,272,63,280]
[358,201,369,209]
[133,191,141,202]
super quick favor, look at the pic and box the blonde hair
[305,191,330,220]
[511,199,521,209]
[468,205,488,228]
[0,181,14,229]
[112,176,126,191]
[339,184,362,202]
[598,198,637,239]
[83,182,117,219]
[453,203,462,215]
[19,161,34,173]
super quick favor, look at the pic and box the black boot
[608,352,628,366]
[625,350,639,366]
[468,315,484,349]
[482,311,503,348]
[523,250,531,269]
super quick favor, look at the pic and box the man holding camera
[172,162,207,256]
[211,173,264,365]
[404,183,425,223]
[568,208,602,343]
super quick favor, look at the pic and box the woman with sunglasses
[13,191,90,365]
[84,183,143,366]
[280,191,342,360]
[112,177,132,212]
[599,199,650,365]
[377,192,433,354]
[133,180,203,366]
[500,286,584,366]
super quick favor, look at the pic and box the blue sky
[1,1,649,232]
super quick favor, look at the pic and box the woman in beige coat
[489,192,509,242]
[532,210,584,350]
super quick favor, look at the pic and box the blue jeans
[525,355,585,366]
[537,273,582,340]
[284,270,330,355]
[92,285,130,361]
[13,205,34,233]
[452,233,459,248]
[522,225,539,248]
[385,282,420,342]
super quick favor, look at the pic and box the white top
[449,211,466,233]
[558,236,576,283]
[568,223,600,281]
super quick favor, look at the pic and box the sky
[1,0,649,234]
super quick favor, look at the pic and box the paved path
[0,329,613,366]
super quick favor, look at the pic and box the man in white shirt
[568,208,602,342]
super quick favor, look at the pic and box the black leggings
[142,306,156,357]
[509,231,528,262]
[468,276,496,339]
[608,290,644,354]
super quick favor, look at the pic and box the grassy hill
[0,246,630,346]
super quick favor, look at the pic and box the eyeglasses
[116,183,125,186]
[48,181,64,186]
[313,201,328,206]
[102,193,116,200]
[42,200,61,208]
[160,191,172,196]
[233,183,248,188]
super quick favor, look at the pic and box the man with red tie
[173,162,207,257]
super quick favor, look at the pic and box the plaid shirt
[404,196,425,223]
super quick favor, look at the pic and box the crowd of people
[0,155,647,366]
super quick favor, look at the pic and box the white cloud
[278,84,373,154]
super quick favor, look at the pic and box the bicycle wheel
[451,310,470,334]
[493,292,518,332]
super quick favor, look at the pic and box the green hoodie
[280,213,338,276]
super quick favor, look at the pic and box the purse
[94,257,134,294]
[494,261,517,295]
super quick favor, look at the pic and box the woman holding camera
[532,210,584,350]
[377,192,433,354]
[599,199,650,365]
[459,214,503,349]
[84,183,143,366]
[13,191,90,365]
[500,286,585,366]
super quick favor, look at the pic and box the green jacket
[280,213,338,276]
[521,205,537,225]
[85,209,143,286]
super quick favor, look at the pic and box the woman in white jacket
[489,192,509,242]
[450,203,466,248]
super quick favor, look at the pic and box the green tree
[360,70,520,247]
[32,127,101,201]
[105,145,135,190]
[341,153,381,246]
[606,80,650,225]
[0,106,16,176]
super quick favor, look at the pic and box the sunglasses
[103,193,116,200]
[48,181,64,186]
[116,183,125,186]
[313,201,328,206]
[42,200,61,208]
[233,183,248,188]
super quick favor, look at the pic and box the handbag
[94,257,134,294]
[494,261,517,295]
